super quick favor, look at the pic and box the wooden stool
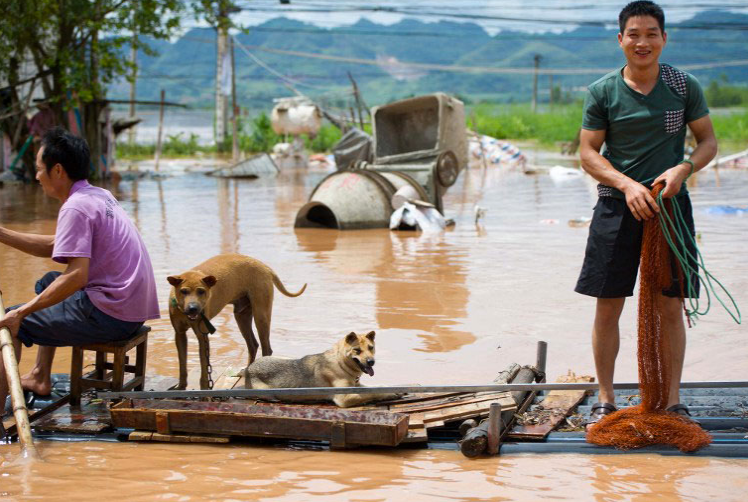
[69,325,150,405]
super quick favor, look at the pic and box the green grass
[469,103,584,147]
[116,104,748,161]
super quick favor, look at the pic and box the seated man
[1,127,159,412]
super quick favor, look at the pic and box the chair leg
[134,338,148,391]
[95,351,106,379]
[70,347,84,406]
[112,347,126,391]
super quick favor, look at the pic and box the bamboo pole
[0,291,37,456]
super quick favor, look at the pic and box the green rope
[655,191,742,326]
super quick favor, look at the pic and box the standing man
[1,127,159,412]
[575,1,717,426]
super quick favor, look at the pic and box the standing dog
[168,253,306,390]
[244,331,400,408]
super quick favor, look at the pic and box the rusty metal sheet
[110,399,409,447]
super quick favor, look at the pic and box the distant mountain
[108,10,748,109]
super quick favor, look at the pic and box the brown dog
[167,253,306,390]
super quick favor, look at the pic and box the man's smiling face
[618,15,666,71]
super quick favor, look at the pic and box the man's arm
[579,128,659,221]
[0,257,89,337]
[654,115,718,199]
[0,226,54,257]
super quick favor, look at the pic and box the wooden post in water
[0,291,37,456]
[536,341,548,383]
[154,89,165,172]
[486,402,501,455]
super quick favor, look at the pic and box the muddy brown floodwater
[1,147,747,501]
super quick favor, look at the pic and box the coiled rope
[655,190,742,327]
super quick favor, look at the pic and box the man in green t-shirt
[575,1,718,428]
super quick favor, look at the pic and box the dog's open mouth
[186,312,200,321]
[355,359,374,377]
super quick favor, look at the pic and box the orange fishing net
[586,185,712,452]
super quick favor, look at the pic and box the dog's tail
[271,273,307,297]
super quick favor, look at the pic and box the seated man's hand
[0,309,23,338]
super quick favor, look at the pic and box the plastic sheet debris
[705,205,748,215]
[332,128,373,170]
[469,134,525,167]
[271,97,322,136]
[390,186,445,232]
[549,165,583,182]
[568,217,592,228]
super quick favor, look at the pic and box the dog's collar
[171,298,216,335]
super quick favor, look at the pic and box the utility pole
[532,54,541,113]
[231,36,238,162]
[548,73,554,107]
[215,21,228,147]
[128,33,137,145]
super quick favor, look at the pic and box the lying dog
[168,253,306,390]
[244,331,400,408]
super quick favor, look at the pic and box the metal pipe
[99,380,748,400]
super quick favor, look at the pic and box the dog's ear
[365,331,375,341]
[167,276,183,287]
[345,332,358,345]
[202,275,218,288]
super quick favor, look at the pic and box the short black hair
[619,1,665,34]
[41,127,90,181]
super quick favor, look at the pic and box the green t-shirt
[582,63,709,198]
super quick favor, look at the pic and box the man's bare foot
[21,369,52,396]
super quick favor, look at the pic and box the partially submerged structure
[295,93,467,229]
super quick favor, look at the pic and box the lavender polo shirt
[52,180,160,322]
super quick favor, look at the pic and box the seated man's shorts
[575,195,700,299]
[6,271,143,347]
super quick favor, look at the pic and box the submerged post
[487,402,501,455]
[0,291,37,456]
[536,341,547,383]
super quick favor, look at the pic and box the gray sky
[209,0,748,35]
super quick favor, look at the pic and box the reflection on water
[1,153,747,499]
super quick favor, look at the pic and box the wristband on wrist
[681,159,695,178]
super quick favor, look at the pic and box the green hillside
[108,10,748,110]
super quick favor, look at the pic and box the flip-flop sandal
[666,403,701,425]
[585,402,618,429]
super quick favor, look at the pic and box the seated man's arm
[0,226,54,257]
[0,257,89,337]
[580,128,659,221]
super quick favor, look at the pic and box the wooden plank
[128,430,230,443]
[390,392,511,413]
[110,399,409,446]
[422,397,516,424]
[3,394,71,437]
[401,425,428,443]
[34,400,112,433]
[509,372,594,440]
[212,365,243,390]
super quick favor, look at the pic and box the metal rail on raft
[99,380,748,400]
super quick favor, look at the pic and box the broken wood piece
[128,430,230,443]
[509,371,594,440]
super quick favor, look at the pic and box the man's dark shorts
[575,195,700,299]
[6,271,143,347]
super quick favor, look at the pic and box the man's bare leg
[1,337,23,415]
[21,346,55,396]
[592,297,626,405]
[661,296,686,408]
